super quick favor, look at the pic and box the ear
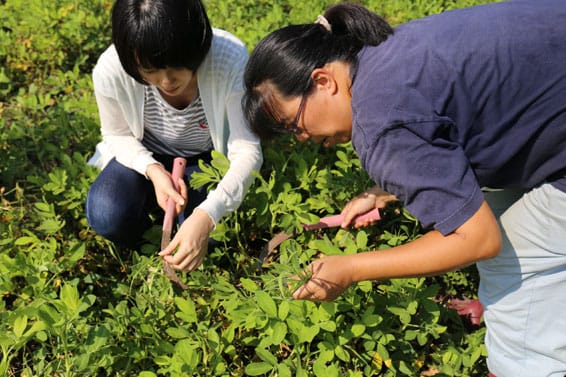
[311,68,338,95]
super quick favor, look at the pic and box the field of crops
[1,0,498,375]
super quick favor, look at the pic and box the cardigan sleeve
[91,46,159,177]
[196,30,263,225]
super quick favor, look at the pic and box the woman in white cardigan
[86,0,262,272]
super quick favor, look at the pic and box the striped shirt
[142,85,212,157]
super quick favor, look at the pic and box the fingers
[292,263,337,302]
[341,203,370,228]
[164,252,205,272]
[160,250,204,272]
[291,256,353,302]
[159,238,208,272]
[159,237,178,256]
[292,278,334,302]
[169,181,185,206]
[341,212,356,228]
[175,178,188,214]
[352,217,377,228]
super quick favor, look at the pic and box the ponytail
[243,2,393,139]
[323,2,393,46]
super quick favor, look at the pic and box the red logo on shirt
[199,123,208,129]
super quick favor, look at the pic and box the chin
[337,136,351,144]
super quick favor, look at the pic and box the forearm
[198,140,262,224]
[95,91,158,176]
[349,201,501,282]
[350,232,485,282]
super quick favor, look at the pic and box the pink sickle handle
[303,208,381,231]
[162,157,187,236]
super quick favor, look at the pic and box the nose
[159,70,176,87]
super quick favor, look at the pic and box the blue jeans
[86,153,211,248]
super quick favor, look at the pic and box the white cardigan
[88,29,263,225]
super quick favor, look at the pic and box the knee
[86,188,139,241]
[86,192,118,238]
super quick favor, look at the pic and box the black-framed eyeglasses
[286,94,307,135]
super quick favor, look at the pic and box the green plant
[1,0,494,375]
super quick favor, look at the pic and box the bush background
[1,0,497,376]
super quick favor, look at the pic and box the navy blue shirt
[351,0,566,235]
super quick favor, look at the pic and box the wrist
[146,163,165,181]
[193,208,215,231]
[345,254,362,285]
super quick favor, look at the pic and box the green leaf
[351,323,366,337]
[245,362,273,376]
[407,300,418,315]
[256,291,277,318]
[255,347,277,366]
[13,315,28,338]
[334,345,350,362]
[14,236,38,246]
[357,280,373,293]
[399,360,414,375]
[166,327,190,339]
[174,297,197,323]
[138,372,158,377]
[269,322,287,345]
[299,325,320,343]
[38,218,65,234]
[153,355,171,366]
[210,150,230,174]
[319,320,336,332]
[35,331,48,342]
[278,300,290,321]
[276,363,292,377]
[417,332,428,346]
[356,231,368,249]
[34,202,52,213]
[241,278,259,293]
[287,318,320,343]
[310,239,343,256]
[66,242,86,264]
[60,284,80,317]
[23,320,47,338]
[388,306,411,325]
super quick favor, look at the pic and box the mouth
[322,137,332,147]
[161,86,179,95]
[322,135,350,147]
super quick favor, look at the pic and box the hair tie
[315,15,332,32]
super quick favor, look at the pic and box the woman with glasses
[86,0,262,272]
[242,1,566,375]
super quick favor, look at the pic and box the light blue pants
[478,184,566,377]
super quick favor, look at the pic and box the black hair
[111,0,212,84]
[243,2,393,140]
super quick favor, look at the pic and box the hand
[292,255,355,302]
[341,186,397,228]
[147,163,187,214]
[159,209,214,271]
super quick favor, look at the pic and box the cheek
[317,108,342,135]
[332,105,352,135]
[175,71,193,84]
[142,74,159,85]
